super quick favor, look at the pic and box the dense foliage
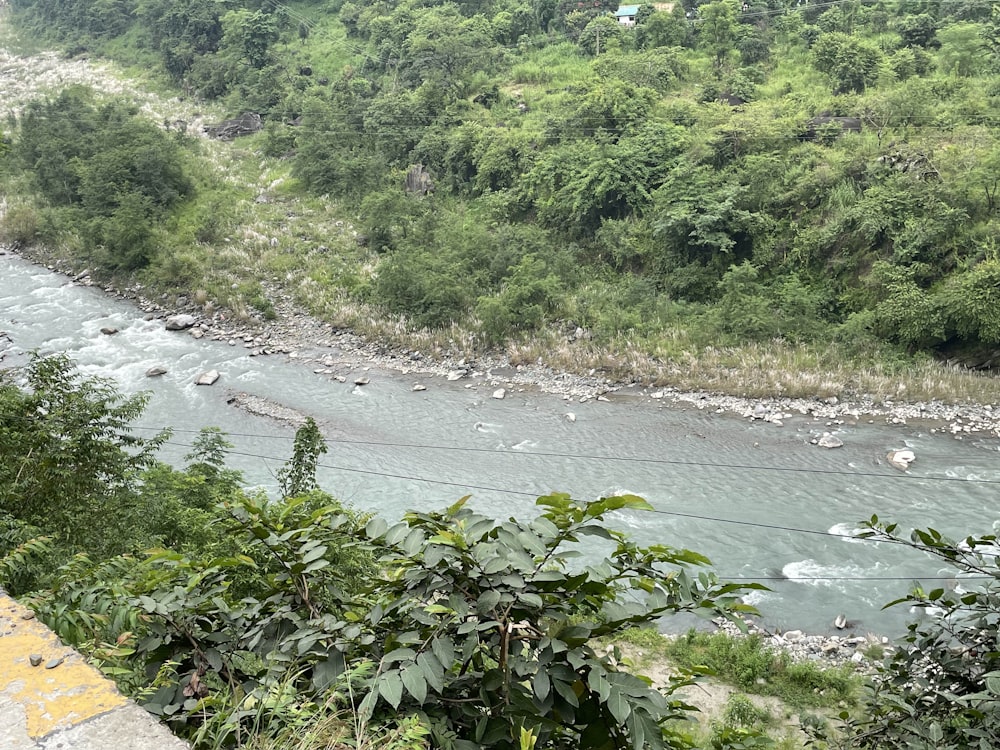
[3,359,1000,749]
[0,356,769,749]
[10,88,192,269]
[815,518,1000,750]
[3,0,1000,367]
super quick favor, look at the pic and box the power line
[142,426,1000,487]
[156,436,1000,583]
[154,437,990,551]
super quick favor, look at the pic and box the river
[2,251,998,636]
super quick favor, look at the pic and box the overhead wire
[152,437,999,584]
[140,425,1000,486]
[154,434,994,545]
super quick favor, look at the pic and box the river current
[2,252,998,636]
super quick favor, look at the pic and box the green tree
[699,0,738,70]
[359,494,760,749]
[221,8,278,69]
[277,418,329,500]
[896,12,939,48]
[811,32,884,92]
[822,519,1000,749]
[637,7,688,48]
[0,354,168,555]
[578,15,628,56]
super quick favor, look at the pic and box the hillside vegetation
[2,0,1000,396]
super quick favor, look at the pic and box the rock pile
[713,616,889,669]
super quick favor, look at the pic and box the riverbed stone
[412,384,426,391]
[492,388,506,399]
[165,314,196,331]
[195,370,220,386]
[100,327,118,335]
[145,366,167,377]
[446,369,467,381]
[887,449,915,470]
[817,433,844,448]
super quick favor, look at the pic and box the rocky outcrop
[204,112,263,140]
[713,616,888,669]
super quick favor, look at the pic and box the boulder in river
[100,326,118,335]
[195,369,220,386]
[146,365,168,377]
[887,449,915,470]
[165,314,197,331]
[817,433,844,448]
[492,388,506,400]
[412,383,427,391]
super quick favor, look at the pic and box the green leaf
[401,663,427,704]
[929,722,943,742]
[383,647,417,665]
[517,592,544,609]
[402,528,425,556]
[552,677,580,708]
[482,556,509,575]
[379,670,404,709]
[587,669,611,702]
[987,676,1000,696]
[417,652,444,693]
[313,653,346,690]
[605,686,632,724]
[365,516,388,539]
[594,494,653,514]
[533,669,551,700]
[432,637,456,668]
[478,589,501,613]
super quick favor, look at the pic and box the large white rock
[165,314,197,330]
[492,388,506,400]
[887,449,916,470]
[817,433,844,448]
[195,369,220,386]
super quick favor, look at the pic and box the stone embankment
[0,593,187,750]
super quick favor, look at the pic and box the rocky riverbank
[5,243,1000,438]
[711,616,888,669]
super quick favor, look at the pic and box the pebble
[45,657,64,669]
[29,654,42,667]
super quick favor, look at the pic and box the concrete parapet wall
[0,594,189,750]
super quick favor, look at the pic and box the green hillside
[3,0,1000,394]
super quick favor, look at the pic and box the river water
[2,252,998,636]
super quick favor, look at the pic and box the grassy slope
[3,4,1000,404]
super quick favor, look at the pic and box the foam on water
[782,559,883,589]
[827,522,873,544]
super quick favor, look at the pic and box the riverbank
[5,243,1000,438]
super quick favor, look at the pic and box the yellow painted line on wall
[0,596,128,738]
